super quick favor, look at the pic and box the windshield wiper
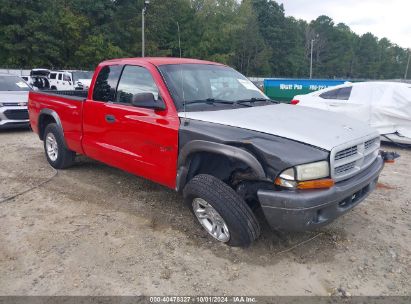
[235,97,278,105]
[184,98,263,108]
[184,98,235,106]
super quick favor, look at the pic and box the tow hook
[380,151,400,163]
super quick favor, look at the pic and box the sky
[278,0,411,48]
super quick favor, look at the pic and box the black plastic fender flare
[38,109,66,145]
[176,140,267,192]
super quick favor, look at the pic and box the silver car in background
[0,74,31,129]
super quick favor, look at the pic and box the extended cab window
[115,65,160,105]
[92,65,122,102]
[320,87,352,100]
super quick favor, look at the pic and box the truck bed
[28,90,86,154]
[41,90,88,100]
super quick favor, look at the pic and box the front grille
[331,136,380,182]
[335,146,358,160]
[4,109,29,120]
[335,161,356,175]
[365,137,378,150]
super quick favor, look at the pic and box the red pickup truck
[29,57,385,247]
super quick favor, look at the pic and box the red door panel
[103,103,178,187]
[81,63,180,189]
[81,100,115,163]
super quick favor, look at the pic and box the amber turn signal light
[297,178,335,190]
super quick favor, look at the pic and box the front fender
[176,140,266,192]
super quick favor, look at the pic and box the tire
[183,174,261,247]
[51,86,57,90]
[43,123,75,169]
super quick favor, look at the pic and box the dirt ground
[0,129,410,296]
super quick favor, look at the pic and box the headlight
[295,161,329,181]
[275,161,333,190]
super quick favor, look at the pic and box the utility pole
[141,0,150,57]
[405,49,410,79]
[309,39,314,79]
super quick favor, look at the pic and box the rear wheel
[184,174,261,247]
[43,123,75,169]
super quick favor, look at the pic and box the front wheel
[43,123,75,169]
[183,174,261,247]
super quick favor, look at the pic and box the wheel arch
[38,109,64,142]
[176,140,267,192]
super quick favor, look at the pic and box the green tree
[353,33,380,78]
[74,34,125,69]
[230,0,271,75]
[0,0,409,78]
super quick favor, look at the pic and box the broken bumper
[257,156,384,231]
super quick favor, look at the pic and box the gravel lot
[0,129,410,296]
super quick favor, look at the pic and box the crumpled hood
[0,91,29,104]
[179,104,379,151]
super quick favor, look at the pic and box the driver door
[82,64,179,188]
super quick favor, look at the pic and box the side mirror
[131,93,166,110]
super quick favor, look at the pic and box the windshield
[158,64,268,111]
[0,76,31,91]
[72,71,93,82]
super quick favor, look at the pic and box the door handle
[105,114,116,123]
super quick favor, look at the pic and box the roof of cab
[100,57,224,67]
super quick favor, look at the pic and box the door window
[92,65,123,102]
[320,87,352,100]
[63,74,71,82]
[58,74,62,80]
[336,87,352,100]
[115,65,160,105]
